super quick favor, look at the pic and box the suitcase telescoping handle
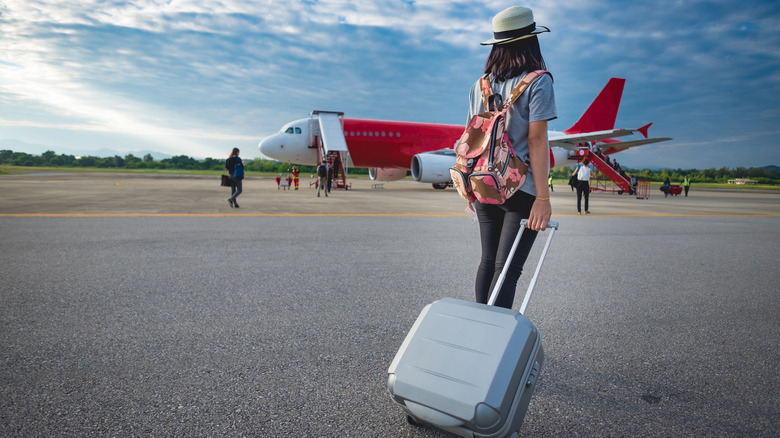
[487,219,559,314]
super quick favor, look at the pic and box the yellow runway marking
[0,213,463,218]
[558,213,780,218]
[0,213,778,218]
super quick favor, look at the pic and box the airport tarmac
[0,171,779,216]
[1,173,779,437]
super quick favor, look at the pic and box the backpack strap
[501,70,550,113]
[480,75,493,112]
[478,70,551,113]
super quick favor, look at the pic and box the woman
[573,156,591,215]
[225,147,244,208]
[468,6,556,309]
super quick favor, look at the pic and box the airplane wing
[600,137,673,152]
[550,123,672,152]
[549,129,635,148]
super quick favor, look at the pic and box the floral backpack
[450,70,548,205]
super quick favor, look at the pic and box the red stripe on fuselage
[342,119,463,168]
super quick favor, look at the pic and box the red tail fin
[563,78,625,134]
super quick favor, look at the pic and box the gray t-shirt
[467,72,557,196]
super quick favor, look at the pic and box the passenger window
[295,127,301,134]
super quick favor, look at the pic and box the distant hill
[764,165,779,173]
[0,138,172,160]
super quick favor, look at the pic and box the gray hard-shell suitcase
[388,219,558,437]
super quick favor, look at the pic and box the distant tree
[203,157,224,171]
[124,154,144,169]
[56,154,77,166]
[13,152,41,166]
[76,156,96,167]
[747,167,766,179]
[0,148,777,185]
[41,150,56,164]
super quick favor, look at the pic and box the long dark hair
[230,147,240,158]
[484,36,547,82]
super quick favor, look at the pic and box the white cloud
[0,0,778,166]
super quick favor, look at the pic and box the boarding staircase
[310,111,351,190]
[577,149,631,194]
[325,151,349,190]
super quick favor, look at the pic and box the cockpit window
[284,127,294,134]
[295,127,302,134]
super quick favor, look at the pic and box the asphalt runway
[1,173,779,437]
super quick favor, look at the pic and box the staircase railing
[582,150,631,193]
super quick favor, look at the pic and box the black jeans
[576,180,589,212]
[474,191,538,309]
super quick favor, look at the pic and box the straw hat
[481,6,550,45]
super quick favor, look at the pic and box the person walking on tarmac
[682,175,691,196]
[327,160,334,193]
[573,156,591,215]
[225,147,244,208]
[467,5,555,309]
[292,167,300,190]
[332,155,342,181]
[316,160,329,197]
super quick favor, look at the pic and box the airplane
[258,78,671,190]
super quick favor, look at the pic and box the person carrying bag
[225,147,244,208]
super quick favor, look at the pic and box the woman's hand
[528,199,551,231]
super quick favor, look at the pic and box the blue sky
[1,0,778,169]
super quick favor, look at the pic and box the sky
[1,0,779,170]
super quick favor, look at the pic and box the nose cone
[258,135,279,159]
[257,129,315,165]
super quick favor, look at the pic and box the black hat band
[493,22,536,40]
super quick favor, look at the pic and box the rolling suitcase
[388,219,558,437]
